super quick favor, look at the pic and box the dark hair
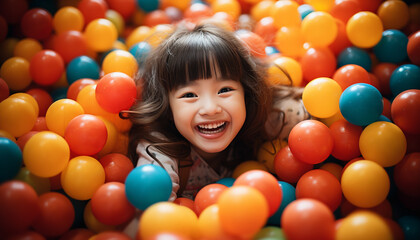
[123,23,272,168]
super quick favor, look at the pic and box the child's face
[169,78,246,155]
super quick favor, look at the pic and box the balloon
[393,152,420,198]
[64,114,108,156]
[391,90,420,135]
[0,57,31,91]
[138,202,198,239]
[0,180,39,235]
[20,8,53,40]
[99,153,134,183]
[336,211,393,240]
[77,0,107,24]
[53,6,84,33]
[66,56,101,84]
[102,49,138,77]
[337,46,372,71]
[232,160,268,178]
[266,181,296,226]
[45,99,85,136]
[333,64,371,91]
[341,160,390,208]
[194,183,228,216]
[218,186,269,238]
[301,11,337,47]
[329,119,363,161]
[32,192,75,237]
[269,0,301,28]
[234,170,282,217]
[346,11,383,48]
[0,97,37,137]
[389,64,420,97]
[377,0,410,30]
[373,29,408,64]
[296,169,342,211]
[281,199,335,240]
[14,38,43,61]
[53,30,88,64]
[339,83,383,126]
[274,145,313,183]
[26,88,53,116]
[407,30,420,65]
[302,77,342,118]
[359,121,407,167]
[300,47,337,82]
[90,182,135,226]
[84,18,118,52]
[196,204,232,240]
[125,164,172,210]
[30,50,65,86]
[0,138,22,183]
[288,119,334,164]
[23,131,70,178]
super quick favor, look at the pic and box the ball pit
[0,0,420,239]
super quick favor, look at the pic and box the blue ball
[129,41,152,66]
[373,29,408,64]
[50,87,68,102]
[390,64,420,97]
[125,164,172,210]
[216,177,235,187]
[337,47,372,72]
[298,4,314,20]
[137,0,159,12]
[66,56,100,85]
[267,181,296,226]
[0,137,22,183]
[398,215,420,240]
[339,83,384,126]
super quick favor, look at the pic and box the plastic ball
[256,139,285,173]
[32,192,75,238]
[236,30,267,58]
[53,6,84,34]
[274,26,305,58]
[359,121,407,167]
[9,92,39,118]
[143,10,171,27]
[0,77,9,102]
[84,18,118,52]
[329,119,363,161]
[66,55,101,84]
[269,0,301,28]
[137,0,159,12]
[77,0,107,24]
[254,226,286,240]
[274,145,313,183]
[336,211,393,240]
[211,0,241,20]
[83,202,117,233]
[125,164,172,210]
[26,88,53,116]
[30,50,65,86]
[64,114,108,156]
[377,0,409,30]
[67,78,97,100]
[397,215,420,240]
[20,8,53,40]
[341,160,390,208]
[0,137,22,182]
[250,0,275,22]
[391,89,420,135]
[407,30,420,65]
[346,11,383,48]
[45,99,85,136]
[0,180,40,235]
[254,17,277,46]
[298,4,314,20]
[234,170,282,216]
[302,77,342,118]
[218,185,269,238]
[329,0,362,23]
[301,11,337,47]
[0,97,37,137]
[102,49,138,77]
[268,56,302,86]
[14,38,43,61]
[106,0,136,20]
[232,160,268,178]
[216,177,235,187]
[138,202,198,239]
[337,46,372,71]
[194,183,228,216]
[125,26,152,49]
[61,156,105,200]
[0,57,31,91]
[15,167,50,195]
[288,120,334,164]
[0,0,28,24]
[99,153,134,183]
[266,181,296,226]
[372,62,398,97]
[129,41,152,66]
[300,47,337,82]
[339,83,383,126]
[281,198,335,240]
[173,197,195,214]
[373,29,408,64]
[394,152,420,198]
[333,64,371,91]
[196,204,232,240]
[53,30,88,64]
[90,182,135,226]
[296,169,342,211]
[389,64,420,97]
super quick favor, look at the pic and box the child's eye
[181,92,197,98]
[218,87,233,94]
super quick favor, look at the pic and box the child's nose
[199,97,222,115]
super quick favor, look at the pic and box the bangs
[163,29,244,90]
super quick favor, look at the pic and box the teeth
[198,122,225,130]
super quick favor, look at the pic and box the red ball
[372,63,398,97]
[20,8,53,40]
[0,77,10,102]
[253,17,278,46]
[329,0,362,23]
[143,10,172,27]
[99,153,134,183]
[95,72,137,113]
[64,114,108,156]
[30,50,65,86]
[106,0,136,20]
[67,78,97,101]
[407,30,420,66]
[32,192,75,237]
[90,182,135,225]
[288,120,334,164]
[194,183,228,216]
[393,152,420,198]
[333,64,371,90]
[236,30,267,59]
[274,145,313,184]
[328,19,352,56]
[26,88,53,116]
[53,30,88,64]
[77,0,108,25]
[296,169,342,211]
[391,89,420,134]
[300,47,337,82]
[329,119,363,161]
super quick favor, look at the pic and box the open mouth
[197,121,227,134]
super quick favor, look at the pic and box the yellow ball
[9,93,39,117]
[102,50,138,77]
[53,6,84,34]
[232,160,268,178]
[304,0,334,12]
[0,57,32,91]
[23,131,70,178]
[346,11,383,48]
[0,97,37,137]
[125,26,152,49]
[302,77,342,118]
[269,0,301,28]
[274,26,305,58]
[268,56,303,86]
[257,139,286,173]
[197,204,232,239]
[84,18,118,52]
[301,11,338,47]
[45,99,85,136]
[14,38,43,61]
